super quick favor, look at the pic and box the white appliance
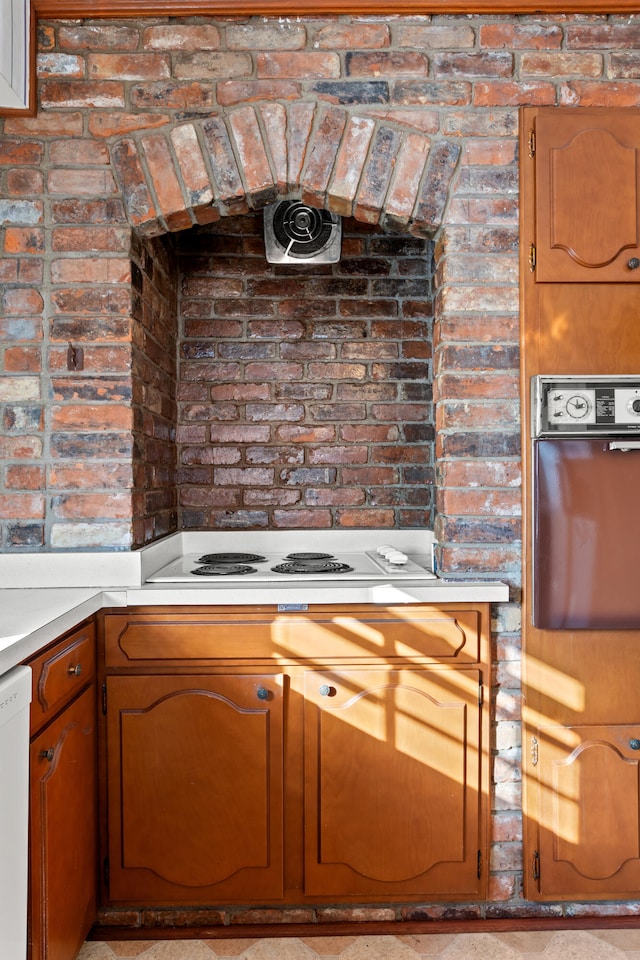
[147,536,437,584]
[0,664,31,960]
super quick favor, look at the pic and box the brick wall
[176,216,434,531]
[3,10,640,919]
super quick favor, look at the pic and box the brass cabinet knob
[68,664,82,677]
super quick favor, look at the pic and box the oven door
[533,438,640,629]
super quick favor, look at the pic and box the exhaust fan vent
[264,201,341,264]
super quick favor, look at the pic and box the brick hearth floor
[76,930,640,959]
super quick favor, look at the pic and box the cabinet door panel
[535,724,640,898]
[303,668,484,898]
[535,110,640,282]
[29,685,97,960]
[107,675,284,903]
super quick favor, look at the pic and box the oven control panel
[533,375,640,436]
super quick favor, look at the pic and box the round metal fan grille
[272,202,336,258]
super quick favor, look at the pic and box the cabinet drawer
[103,605,482,666]
[29,620,96,732]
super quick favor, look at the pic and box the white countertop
[0,530,510,676]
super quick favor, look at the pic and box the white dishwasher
[0,665,32,960]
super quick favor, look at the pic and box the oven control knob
[632,399,640,414]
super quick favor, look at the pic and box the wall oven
[532,375,640,630]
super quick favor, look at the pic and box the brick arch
[109,102,460,239]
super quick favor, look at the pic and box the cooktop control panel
[533,375,640,436]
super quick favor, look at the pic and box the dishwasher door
[0,665,32,960]
[534,438,640,629]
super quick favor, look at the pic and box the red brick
[130,81,214,111]
[4,347,42,372]
[174,51,251,80]
[313,23,390,49]
[47,168,118,196]
[51,492,131,519]
[6,169,44,195]
[480,22,562,49]
[520,52,603,77]
[51,404,132,431]
[143,24,221,50]
[4,228,45,254]
[560,80,640,107]
[0,139,44,165]
[330,116,375,217]
[2,288,44,315]
[57,24,140,50]
[49,140,110,165]
[88,53,171,81]
[473,81,556,106]
[257,51,339,80]
[433,51,513,77]
[355,124,402,224]
[110,137,157,228]
[37,53,85,80]
[381,132,430,232]
[337,508,395,527]
[229,106,276,205]
[4,465,45,489]
[51,257,130,284]
[273,509,332,528]
[40,80,126,109]
[218,80,301,107]
[170,124,214,214]
[0,439,42,464]
[347,52,429,77]
[201,116,246,213]
[287,102,317,190]
[140,132,192,231]
[3,112,84,137]
[89,112,172,139]
[301,107,348,208]
[0,494,45,519]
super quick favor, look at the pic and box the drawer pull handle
[68,664,82,677]
[256,687,271,701]
[41,748,55,762]
[319,684,335,697]
[630,738,640,750]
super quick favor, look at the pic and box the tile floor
[77,930,640,960]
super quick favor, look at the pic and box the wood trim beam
[29,0,640,17]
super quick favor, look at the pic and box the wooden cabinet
[521,106,640,901]
[106,673,284,903]
[302,666,484,899]
[101,603,489,906]
[28,620,98,960]
[529,723,640,899]
[531,108,640,283]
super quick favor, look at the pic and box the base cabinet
[102,604,489,906]
[28,621,97,960]
[529,724,640,899]
[106,674,284,903]
[303,667,484,899]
